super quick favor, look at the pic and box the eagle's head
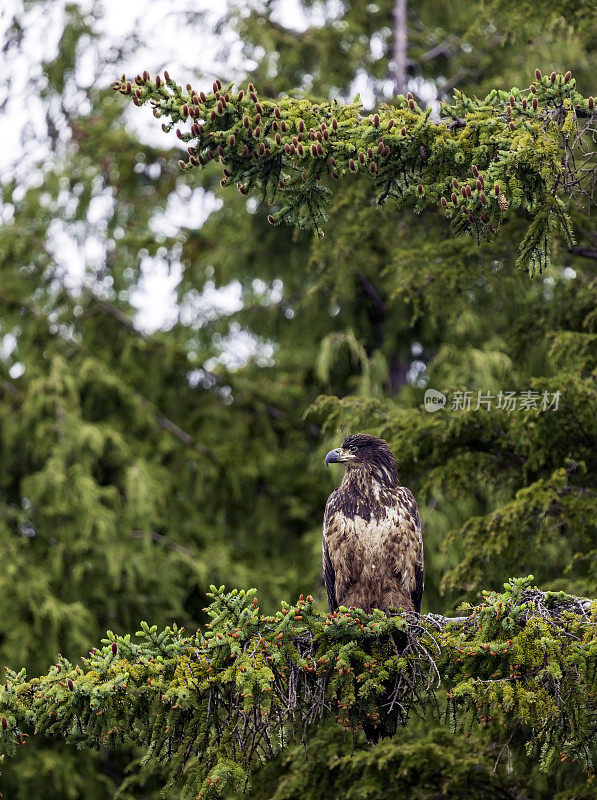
[325,433,399,485]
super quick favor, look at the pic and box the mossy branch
[1,578,595,798]
[113,69,597,275]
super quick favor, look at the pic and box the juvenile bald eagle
[323,434,424,616]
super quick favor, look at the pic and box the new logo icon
[424,389,446,413]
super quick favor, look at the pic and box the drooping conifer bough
[113,69,597,275]
[0,580,595,799]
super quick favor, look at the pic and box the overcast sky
[1,0,321,335]
[0,1,419,342]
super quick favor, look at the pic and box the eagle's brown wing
[401,487,424,614]
[322,490,339,612]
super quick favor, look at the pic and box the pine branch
[1,579,595,799]
[113,69,597,274]
[419,35,458,63]
[569,246,597,260]
[356,272,386,313]
[83,288,150,340]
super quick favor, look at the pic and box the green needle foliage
[1,580,595,799]
[310,301,597,604]
[2,2,597,798]
[114,69,596,273]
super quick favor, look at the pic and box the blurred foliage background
[0,0,595,797]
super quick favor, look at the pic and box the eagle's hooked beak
[325,448,351,466]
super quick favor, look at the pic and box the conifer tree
[0,1,595,798]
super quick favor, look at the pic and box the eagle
[322,434,424,742]
[322,433,424,617]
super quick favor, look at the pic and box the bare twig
[130,529,195,558]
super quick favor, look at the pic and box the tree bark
[392,0,408,96]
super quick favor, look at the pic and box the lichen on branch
[1,578,595,799]
[113,69,597,275]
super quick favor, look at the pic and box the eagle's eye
[348,445,358,453]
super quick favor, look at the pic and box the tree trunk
[392,0,408,96]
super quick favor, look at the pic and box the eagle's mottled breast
[322,435,423,615]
